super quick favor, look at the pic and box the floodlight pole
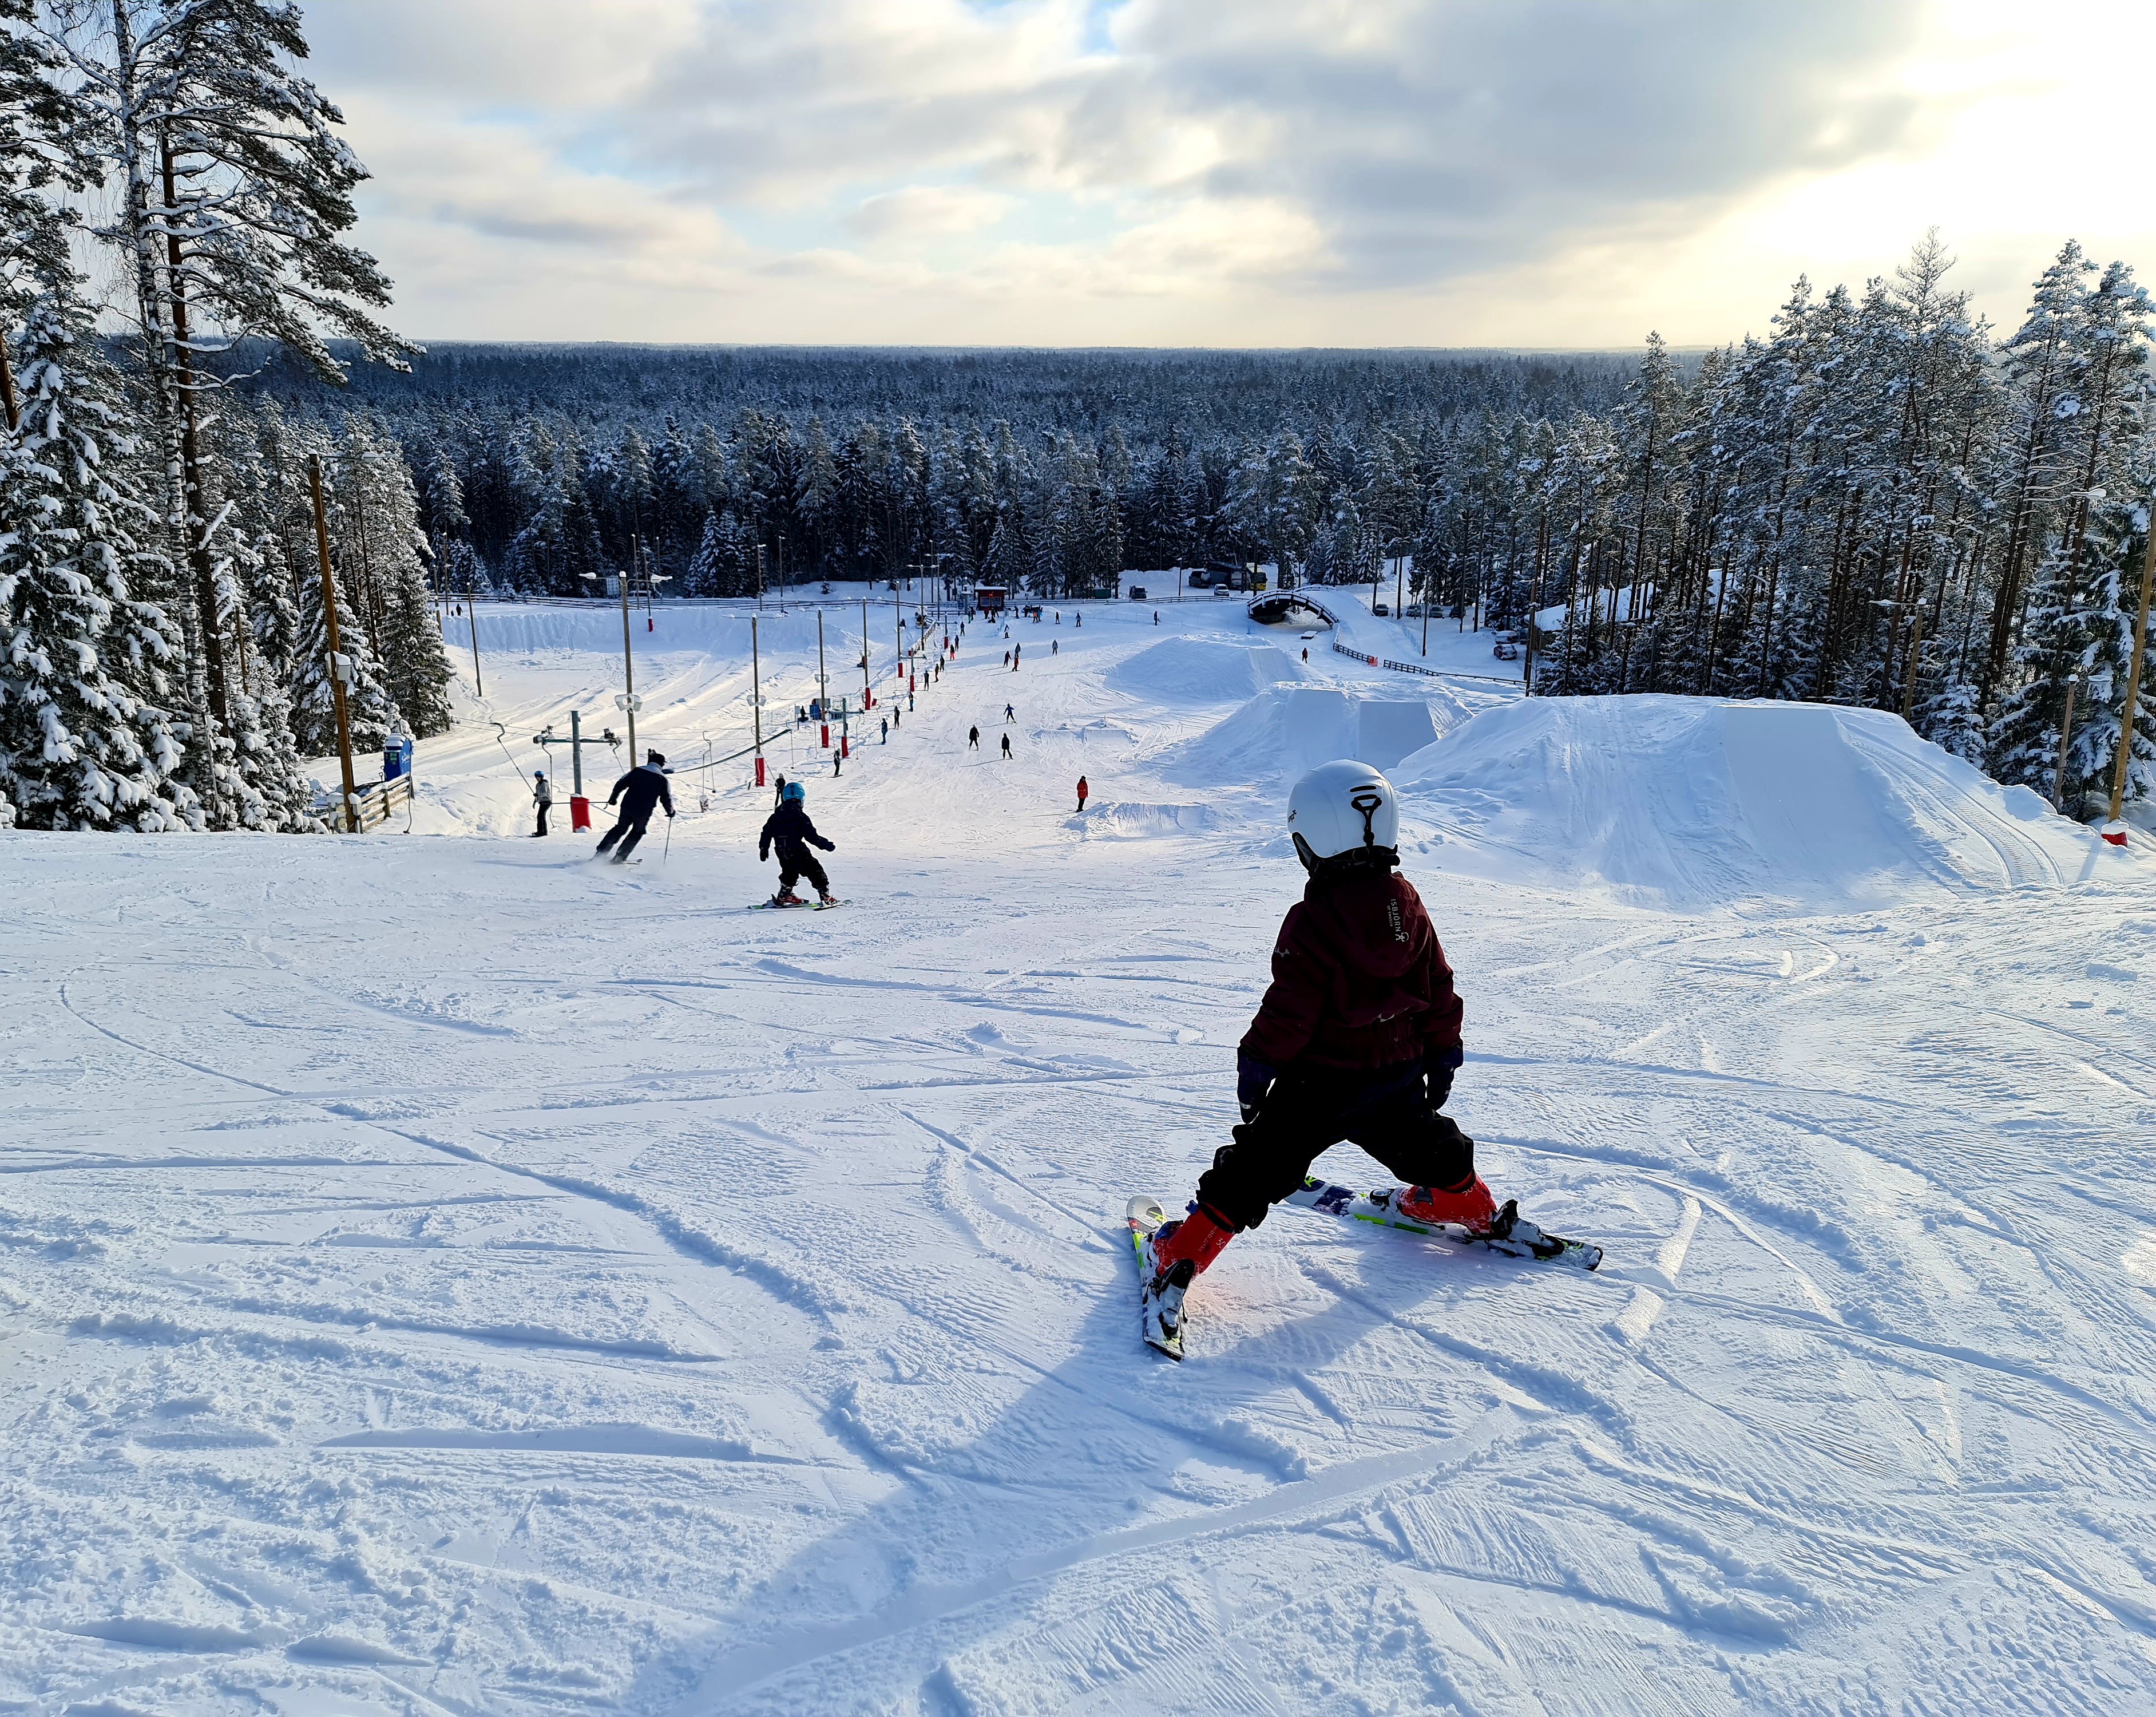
[308,454,358,834]
[2109,520,2156,822]
[0,333,19,432]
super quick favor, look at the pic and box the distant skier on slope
[1000,732,1013,759]
[759,781,837,907]
[1076,775,1088,814]
[969,725,981,749]
[532,770,552,837]
[1138,761,1501,1348]
[595,751,673,863]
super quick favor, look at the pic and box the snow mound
[1107,636,1308,703]
[1069,802,1223,838]
[1167,685,1461,784]
[1392,695,2125,907]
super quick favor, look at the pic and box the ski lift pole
[307,454,359,834]
[817,610,829,745]
[620,565,637,759]
[467,575,483,696]
[752,615,766,788]
[862,596,871,710]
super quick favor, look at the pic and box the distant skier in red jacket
[1076,774,1089,814]
[1141,761,1495,1346]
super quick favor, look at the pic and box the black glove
[1425,1045,1464,1110]
[1236,1054,1277,1125]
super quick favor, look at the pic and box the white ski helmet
[1286,759,1400,873]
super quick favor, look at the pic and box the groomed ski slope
[5,588,2155,1715]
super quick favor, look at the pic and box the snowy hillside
[5,590,2155,1715]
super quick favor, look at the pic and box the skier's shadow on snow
[633,1178,1502,1713]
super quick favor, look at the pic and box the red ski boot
[1147,1204,1234,1285]
[1397,1174,1499,1234]
[1140,1204,1234,1359]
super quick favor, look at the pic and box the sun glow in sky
[306,0,2156,349]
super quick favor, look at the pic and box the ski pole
[663,816,673,867]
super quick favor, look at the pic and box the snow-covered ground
[6,587,2156,1715]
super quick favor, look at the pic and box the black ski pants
[597,812,650,860]
[776,844,829,895]
[1195,1064,1473,1233]
[534,802,550,836]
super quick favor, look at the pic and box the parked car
[1129,586,1147,600]
[1373,603,1389,618]
[1493,642,1520,660]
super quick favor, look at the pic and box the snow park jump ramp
[1390,694,2123,909]
[1164,682,1472,784]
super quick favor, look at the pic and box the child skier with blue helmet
[759,780,838,907]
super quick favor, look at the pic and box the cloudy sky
[303,0,2156,349]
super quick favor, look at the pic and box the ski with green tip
[1127,1195,1186,1360]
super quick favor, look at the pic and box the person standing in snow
[1139,761,1499,1340]
[968,725,981,750]
[759,781,838,907]
[595,750,673,864]
[1076,775,1088,814]
[773,772,788,809]
[1000,732,1013,759]
[532,770,553,837]
[1002,650,1010,668]
[1004,702,1014,722]
[880,716,888,744]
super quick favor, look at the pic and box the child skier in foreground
[1139,760,1503,1355]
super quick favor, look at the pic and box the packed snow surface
[5,591,2155,1715]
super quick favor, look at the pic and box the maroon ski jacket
[1239,871,1463,1073]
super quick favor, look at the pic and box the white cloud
[298,0,2156,347]
[845,185,1016,241]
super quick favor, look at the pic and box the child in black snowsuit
[759,782,837,905]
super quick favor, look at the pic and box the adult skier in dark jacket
[759,781,837,905]
[1141,761,1496,1340]
[595,751,673,863]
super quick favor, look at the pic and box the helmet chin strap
[1295,832,1400,879]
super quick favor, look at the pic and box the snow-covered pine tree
[0,56,193,829]
[268,417,397,758]
[339,417,452,738]
[34,0,413,826]
[198,400,317,828]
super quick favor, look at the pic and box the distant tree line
[255,235,2156,814]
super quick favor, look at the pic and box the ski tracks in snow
[7,600,2156,1712]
